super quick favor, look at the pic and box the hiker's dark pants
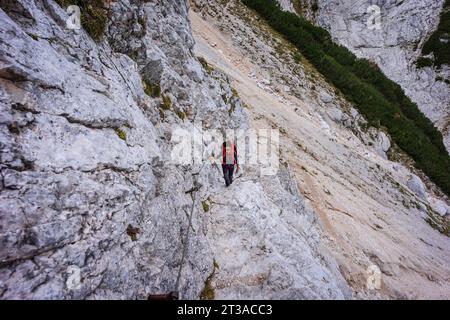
[222,164,235,187]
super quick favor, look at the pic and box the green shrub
[419,0,450,68]
[416,57,434,69]
[293,52,302,63]
[56,0,107,42]
[243,0,450,197]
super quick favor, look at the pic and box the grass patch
[126,224,140,241]
[137,16,147,29]
[143,80,161,98]
[161,94,172,110]
[200,260,218,300]
[174,108,186,121]
[198,56,214,74]
[222,93,229,104]
[291,0,304,15]
[116,128,126,141]
[158,109,165,120]
[26,32,39,41]
[56,0,107,42]
[243,0,450,197]
[228,101,236,116]
[426,211,450,237]
[228,87,240,116]
[198,56,208,68]
[202,199,210,212]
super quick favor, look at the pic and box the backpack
[222,142,236,165]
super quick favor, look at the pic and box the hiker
[222,140,239,187]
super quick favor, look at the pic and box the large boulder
[378,132,391,153]
[140,58,165,85]
[428,198,450,216]
[319,91,333,103]
[407,174,426,200]
[327,106,344,123]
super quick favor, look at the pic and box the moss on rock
[56,0,107,42]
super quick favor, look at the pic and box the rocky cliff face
[0,0,350,299]
[1,0,449,301]
[192,0,450,299]
[278,0,450,152]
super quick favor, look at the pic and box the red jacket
[222,142,238,165]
